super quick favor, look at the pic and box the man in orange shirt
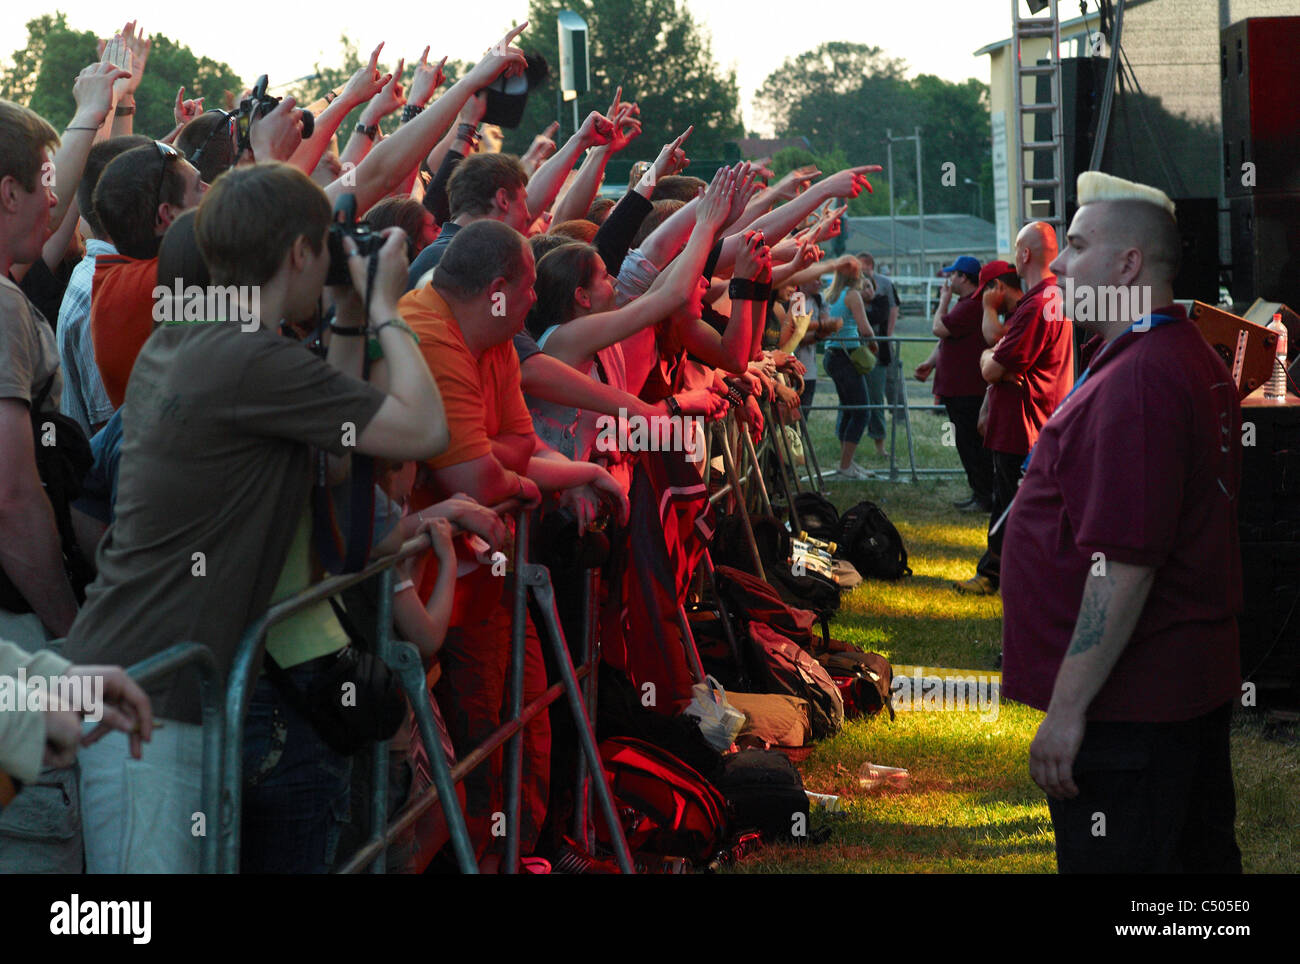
[88,141,206,406]
[399,219,627,870]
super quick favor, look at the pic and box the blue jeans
[242,663,353,873]
[824,348,870,444]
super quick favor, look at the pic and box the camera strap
[310,248,380,575]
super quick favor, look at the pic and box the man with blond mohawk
[1002,171,1243,873]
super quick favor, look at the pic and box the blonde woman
[820,257,879,478]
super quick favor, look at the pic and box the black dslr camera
[234,74,315,155]
[326,194,384,286]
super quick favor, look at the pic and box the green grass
[742,316,1300,873]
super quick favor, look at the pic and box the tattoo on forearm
[1066,577,1110,657]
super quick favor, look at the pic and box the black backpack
[792,492,840,542]
[837,500,911,581]
[0,374,93,613]
[714,749,809,842]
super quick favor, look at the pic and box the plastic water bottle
[857,762,910,790]
[1265,313,1289,402]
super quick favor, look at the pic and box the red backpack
[748,624,845,740]
[595,737,730,864]
[712,564,819,649]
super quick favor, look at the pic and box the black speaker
[1229,192,1300,310]
[1221,17,1300,199]
[1033,57,1108,221]
[1171,198,1219,304]
[1238,405,1300,696]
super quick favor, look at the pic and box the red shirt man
[933,292,987,398]
[983,277,1074,457]
[1002,307,1242,719]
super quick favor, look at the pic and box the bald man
[955,221,1074,595]
[1002,173,1242,873]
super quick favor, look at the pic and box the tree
[755,43,993,218]
[909,74,991,220]
[508,0,743,159]
[2,14,244,138]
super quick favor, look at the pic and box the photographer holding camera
[64,161,449,873]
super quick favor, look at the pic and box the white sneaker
[841,461,873,480]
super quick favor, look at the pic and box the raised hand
[341,43,392,107]
[734,229,772,282]
[725,162,762,226]
[650,125,692,182]
[577,110,615,148]
[458,89,488,127]
[772,163,820,201]
[818,165,882,200]
[120,20,151,96]
[174,86,204,126]
[407,46,448,107]
[470,22,529,86]
[520,121,559,172]
[72,61,131,126]
[363,58,406,123]
[696,164,737,232]
[606,96,642,155]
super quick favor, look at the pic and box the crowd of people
[0,19,878,874]
[0,16,1245,876]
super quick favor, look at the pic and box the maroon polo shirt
[1001,306,1243,722]
[984,278,1074,456]
[933,292,987,398]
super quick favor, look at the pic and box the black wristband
[665,395,683,418]
[401,104,424,123]
[329,322,367,336]
[355,122,379,140]
[456,122,481,144]
[729,278,763,301]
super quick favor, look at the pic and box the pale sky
[0,0,1025,132]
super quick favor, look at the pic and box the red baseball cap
[974,259,1016,298]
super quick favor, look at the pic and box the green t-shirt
[264,509,350,668]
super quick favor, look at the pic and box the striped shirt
[57,239,117,434]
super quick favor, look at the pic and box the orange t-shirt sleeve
[492,344,536,440]
[91,257,158,407]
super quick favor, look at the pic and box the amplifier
[1190,301,1278,397]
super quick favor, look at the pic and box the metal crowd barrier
[127,502,633,875]
[805,333,966,483]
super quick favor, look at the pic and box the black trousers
[975,449,1024,587]
[943,395,992,505]
[1047,702,1242,874]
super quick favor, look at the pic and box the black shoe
[961,498,993,514]
[952,494,978,509]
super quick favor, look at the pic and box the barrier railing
[806,333,966,483]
